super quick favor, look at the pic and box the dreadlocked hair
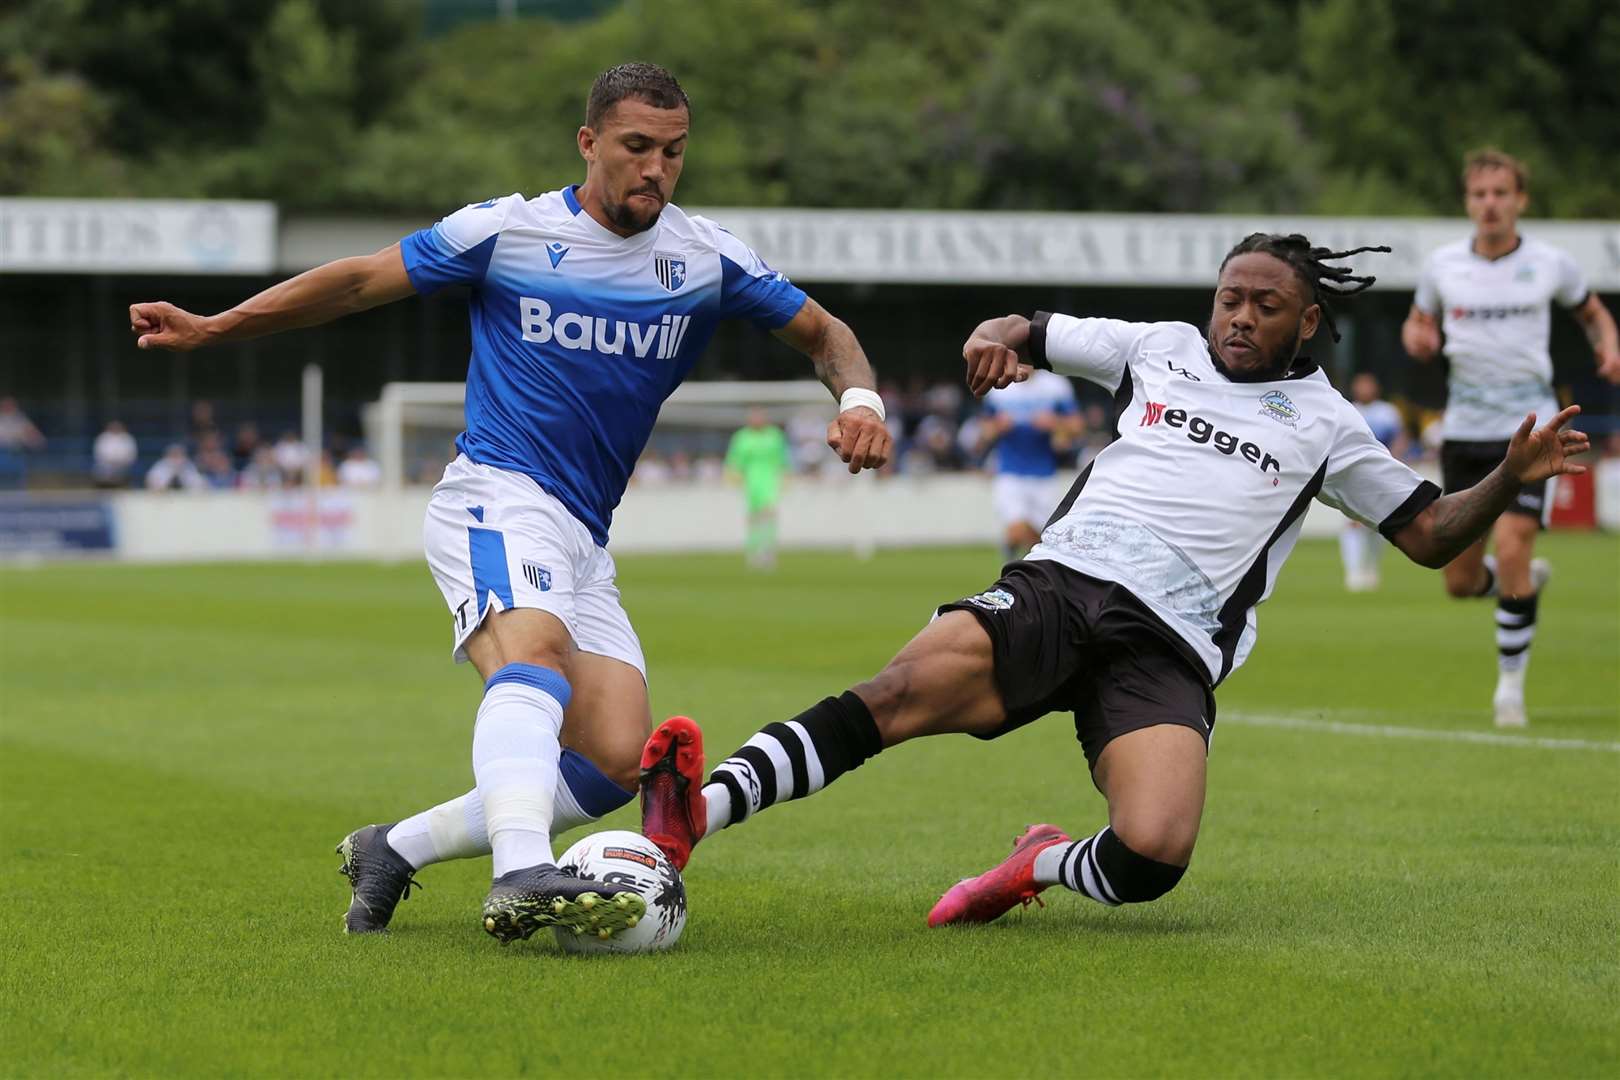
[1220,233,1390,342]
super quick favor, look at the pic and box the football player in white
[1401,148,1620,727]
[640,234,1589,925]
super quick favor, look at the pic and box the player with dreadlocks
[638,232,1591,925]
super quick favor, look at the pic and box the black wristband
[1028,311,1054,371]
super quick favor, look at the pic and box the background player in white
[639,234,1590,926]
[1401,148,1620,727]
[979,368,1082,560]
[127,63,893,942]
[1338,372,1410,591]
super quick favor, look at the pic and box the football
[553,830,688,954]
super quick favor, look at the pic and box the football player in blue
[129,63,892,944]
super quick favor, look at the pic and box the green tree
[3,0,1614,217]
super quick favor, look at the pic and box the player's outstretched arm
[1400,305,1441,361]
[772,296,891,474]
[963,315,1033,396]
[1392,406,1589,567]
[129,244,416,351]
[1571,293,1620,383]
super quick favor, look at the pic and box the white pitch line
[1222,712,1620,754]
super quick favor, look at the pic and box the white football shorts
[423,454,646,678]
[991,473,1061,530]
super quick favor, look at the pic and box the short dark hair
[586,62,690,129]
[1220,233,1390,342]
[1462,147,1528,193]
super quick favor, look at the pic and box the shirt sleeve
[1552,248,1590,309]
[398,194,517,294]
[1028,312,1141,391]
[710,223,808,330]
[1318,408,1440,539]
[1412,256,1440,316]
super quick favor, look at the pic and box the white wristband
[839,387,885,421]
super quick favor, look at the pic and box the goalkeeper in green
[725,407,793,569]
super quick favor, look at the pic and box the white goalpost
[362,379,840,492]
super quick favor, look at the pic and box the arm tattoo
[1419,466,1520,565]
[809,317,878,398]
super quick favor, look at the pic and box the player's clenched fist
[963,315,1033,397]
[129,301,212,351]
[826,407,891,474]
[1399,309,1441,361]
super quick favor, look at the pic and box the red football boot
[639,716,706,871]
[927,823,1071,927]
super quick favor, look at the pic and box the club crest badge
[1258,390,1300,429]
[965,589,1016,611]
[522,560,552,592]
[654,251,687,293]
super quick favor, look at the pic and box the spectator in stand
[923,381,964,422]
[633,451,673,486]
[669,449,696,482]
[195,433,236,489]
[911,413,964,472]
[338,446,383,488]
[145,444,206,491]
[316,449,339,487]
[787,406,830,473]
[694,454,725,483]
[92,420,138,488]
[190,401,220,448]
[239,446,284,489]
[0,397,46,489]
[272,431,309,485]
[231,423,262,471]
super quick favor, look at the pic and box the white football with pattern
[553,829,687,954]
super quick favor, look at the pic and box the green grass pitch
[2,535,1616,1077]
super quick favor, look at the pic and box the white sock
[1033,842,1067,886]
[386,792,488,869]
[474,668,568,878]
[1362,530,1383,575]
[701,782,732,838]
[1339,525,1364,579]
[384,751,633,871]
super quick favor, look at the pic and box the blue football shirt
[982,370,1078,477]
[400,186,807,545]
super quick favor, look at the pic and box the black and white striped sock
[1035,826,1186,905]
[1496,593,1538,674]
[701,691,883,834]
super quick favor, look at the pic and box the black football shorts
[936,559,1216,769]
[1441,439,1549,525]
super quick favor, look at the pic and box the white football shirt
[1025,313,1439,685]
[1413,236,1589,441]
